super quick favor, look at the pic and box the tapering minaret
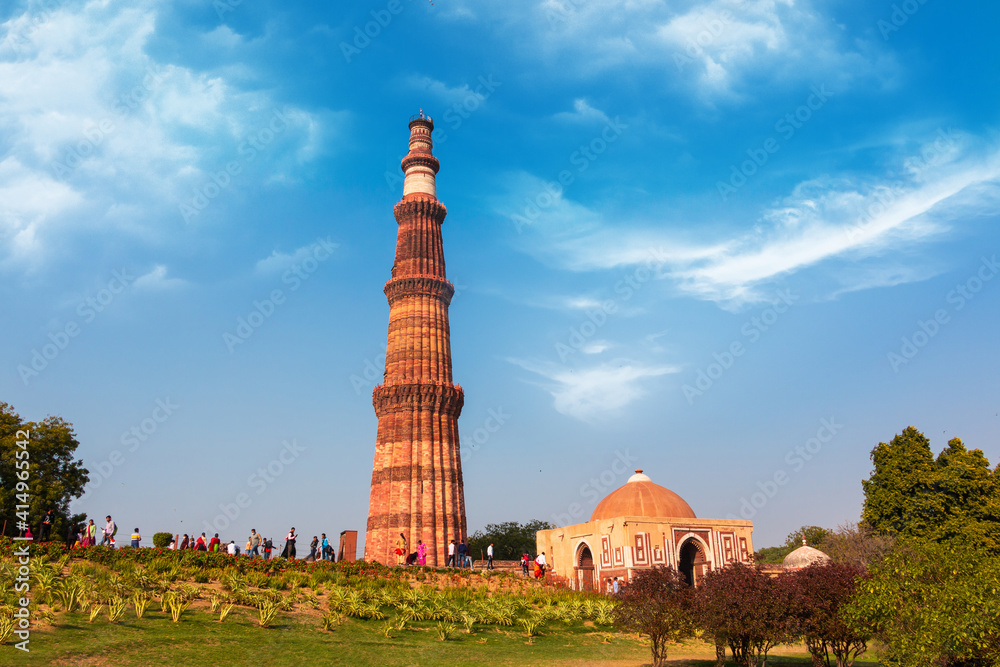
[364,113,466,566]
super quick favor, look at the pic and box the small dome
[591,470,696,521]
[783,545,831,570]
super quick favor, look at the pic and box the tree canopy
[861,426,1000,548]
[0,402,89,541]
[466,520,554,561]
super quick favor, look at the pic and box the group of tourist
[49,515,337,562]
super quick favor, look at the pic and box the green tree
[862,427,1000,548]
[467,520,554,561]
[861,426,936,538]
[612,566,695,667]
[844,539,1000,667]
[0,403,89,541]
[820,522,894,567]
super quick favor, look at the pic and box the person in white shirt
[486,543,494,570]
[227,541,237,556]
[535,552,546,577]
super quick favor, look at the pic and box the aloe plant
[219,603,235,623]
[167,594,190,623]
[88,605,104,623]
[258,599,280,628]
[132,593,150,619]
[435,621,455,641]
[107,597,128,623]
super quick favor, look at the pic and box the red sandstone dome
[590,469,697,521]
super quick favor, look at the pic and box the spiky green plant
[435,621,455,641]
[0,609,15,645]
[320,613,340,631]
[520,616,542,638]
[54,579,83,613]
[219,603,235,623]
[107,597,128,623]
[167,594,190,623]
[88,605,103,623]
[461,612,476,634]
[258,600,280,628]
[132,593,150,620]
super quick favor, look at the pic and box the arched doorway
[576,544,596,592]
[678,539,706,586]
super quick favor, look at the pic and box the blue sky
[2,0,998,552]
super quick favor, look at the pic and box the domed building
[782,537,831,571]
[536,470,754,591]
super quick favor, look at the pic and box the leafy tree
[755,525,832,564]
[820,522,894,567]
[697,563,796,667]
[153,532,173,548]
[844,539,1000,667]
[0,403,89,541]
[861,426,936,538]
[467,520,554,561]
[790,563,869,667]
[862,427,1000,548]
[612,566,695,667]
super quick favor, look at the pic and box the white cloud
[507,131,1000,306]
[404,75,485,107]
[134,265,187,291]
[0,0,328,267]
[254,239,339,275]
[511,358,680,422]
[553,99,610,125]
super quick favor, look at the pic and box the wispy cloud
[134,265,187,291]
[510,358,680,422]
[507,131,1000,306]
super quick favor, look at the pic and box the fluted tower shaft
[365,114,466,566]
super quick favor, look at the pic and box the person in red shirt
[208,533,221,552]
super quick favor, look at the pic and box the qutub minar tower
[365,113,466,566]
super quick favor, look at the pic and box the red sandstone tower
[364,113,466,566]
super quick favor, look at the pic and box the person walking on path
[321,533,330,561]
[263,537,273,560]
[250,529,261,558]
[457,540,468,569]
[417,540,426,566]
[180,534,190,550]
[487,543,494,570]
[209,533,221,552]
[101,516,116,547]
[310,536,319,560]
[447,540,456,567]
[521,553,530,577]
[130,528,141,549]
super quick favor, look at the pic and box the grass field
[0,605,881,666]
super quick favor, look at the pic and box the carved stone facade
[364,114,466,566]
[536,470,754,591]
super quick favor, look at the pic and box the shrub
[152,533,173,549]
[612,566,694,667]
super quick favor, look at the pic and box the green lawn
[1,607,880,666]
